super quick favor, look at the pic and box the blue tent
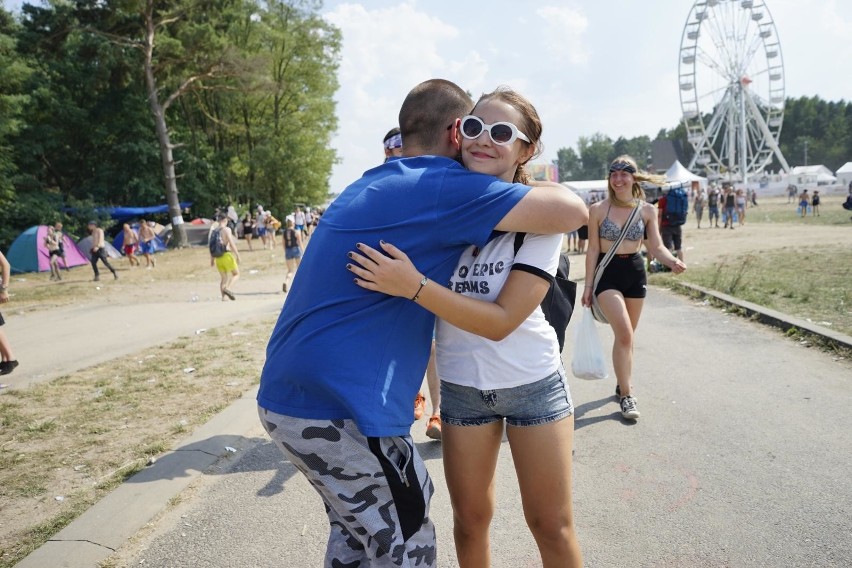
[113,223,167,252]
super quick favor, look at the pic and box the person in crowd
[735,188,747,226]
[811,190,821,216]
[723,186,736,229]
[707,185,720,228]
[294,207,307,239]
[255,205,270,249]
[693,182,706,228]
[87,221,118,281]
[44,225,63,281]
[348,87,586,567]
[577,222,589,254]
[383,126,403,161]
[210,213,241,301]
[256,79,586,568]
[583,155,686,420]
[0,250,18,375]
[566,229,578,253]
[658,188,685,263]
[281,218,303,293]
[122,223,140,267]
[137,219,157,267]
[798,189,810,218]
[842,187,852,221]
[53,222,70,271]
[241,212,255,251]
[226,205,239,232]
[304,208,315,237]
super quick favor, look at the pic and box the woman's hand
[670,259,687,274]
[347,241,424,298]
[581,286,593,308]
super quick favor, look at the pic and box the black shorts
[595,253,647,299]
[661,224,682,252]
[0,311,4,326]
[577,225,589,240]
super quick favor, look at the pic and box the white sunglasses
[460,115,530,146]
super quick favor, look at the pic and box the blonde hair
[607,155,667,206]
[473,86,543,184]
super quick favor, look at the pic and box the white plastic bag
[571,308,609,380]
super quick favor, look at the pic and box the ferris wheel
[678,0,790,182]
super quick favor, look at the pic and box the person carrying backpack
[210,213,241,301]
[658,183,688,262]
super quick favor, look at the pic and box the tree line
[554,96,852,183]
[0,0,340,248]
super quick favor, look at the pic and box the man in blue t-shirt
[257,79,587,567]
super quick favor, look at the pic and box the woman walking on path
[241,213,255,251]
[281,219,303,293]
[582,155,686,420]
[735,188,747,225]
[349,87,586,568]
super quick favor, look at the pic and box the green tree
[555,146,581,181]
[577,133,614,179]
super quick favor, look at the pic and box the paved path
[75,288,852,568]
[2,270,286,389]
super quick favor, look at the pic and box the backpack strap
[513,232,526,255]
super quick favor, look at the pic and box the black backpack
[209,228,227,258]
[513,233,577,350]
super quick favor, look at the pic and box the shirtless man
[137,219,157,268]
[87,221,118,281]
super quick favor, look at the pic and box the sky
[5,0,851,192]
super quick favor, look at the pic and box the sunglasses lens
[462,117,483,139]
[490,124,514,144]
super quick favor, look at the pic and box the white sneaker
[620,396,640,420]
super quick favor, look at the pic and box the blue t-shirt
[257,156,531,437]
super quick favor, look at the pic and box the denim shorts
[440,367,574,428]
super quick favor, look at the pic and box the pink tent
[7,225,90,273]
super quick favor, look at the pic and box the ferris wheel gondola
[678,0,790,183]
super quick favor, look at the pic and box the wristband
[411,277,428,301]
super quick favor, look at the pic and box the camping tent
[77,236,122,260]
[112,223,168,252]
[6,226,89,273]
[160,219,213,246]
[664,161,707,188]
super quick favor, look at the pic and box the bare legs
[219,268,239,301]
[443,417,581,568]
[596,291,644,397]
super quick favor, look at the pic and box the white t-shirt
[295,211,306,225]
[436,232,562,390]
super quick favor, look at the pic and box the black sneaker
[620,396,640,420]
[0,360,19,375]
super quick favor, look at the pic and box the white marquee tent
[664,161,707,188]
[834,162,852,187]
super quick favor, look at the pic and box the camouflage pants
[259,407,437,567]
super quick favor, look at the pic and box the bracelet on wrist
[411,276,428,301]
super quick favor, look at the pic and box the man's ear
[448,118,462,153]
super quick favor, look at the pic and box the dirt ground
[1,195,850,564]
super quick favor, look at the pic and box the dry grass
[0,317,274,567]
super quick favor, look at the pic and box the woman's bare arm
[347,241,549,341]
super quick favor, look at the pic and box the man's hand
[0,291,8,304]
